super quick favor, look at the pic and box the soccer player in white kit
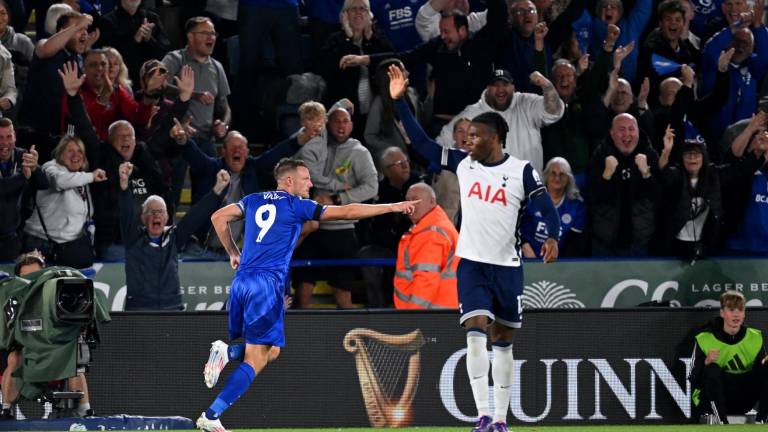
[388,65,561,432]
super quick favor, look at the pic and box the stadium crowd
[1,0,768,309]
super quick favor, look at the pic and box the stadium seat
[276,104,300,140]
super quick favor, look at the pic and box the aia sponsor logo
[467,182,507,206]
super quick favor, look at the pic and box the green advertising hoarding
[2,258,767,311]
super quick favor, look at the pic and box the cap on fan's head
[139,59,167,80]
[682,121,706,153]
[488,69,514,85]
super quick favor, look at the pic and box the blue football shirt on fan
[520,196,585,258]
[689,0,724,40]
[726,171,768,253]
[370,0,427,51]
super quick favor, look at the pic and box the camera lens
[58,288,88,314]
[56,279,93,320]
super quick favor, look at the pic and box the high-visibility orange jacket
[394,205,459,309]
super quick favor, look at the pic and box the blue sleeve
[701,30,732,95]
[523,164,561,241]
[182,139,218,173]
[296,197,325,222]
[519,208,542,256]
[251,136,301,172]
[522,163,545,196]
[625,0,652,39]
[395,98,466,172]
[176,190,222,246]
[588,18,606,56]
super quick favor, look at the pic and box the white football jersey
[456,155,544,267]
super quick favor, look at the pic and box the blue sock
[227,343,245,362]
[205,363,256,420]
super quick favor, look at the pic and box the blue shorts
[457,258,523,328]
[228,269,286,347]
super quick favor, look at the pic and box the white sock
[466,330,490,418]
[78,402,90,416]
[1,403,10,410]
[492,343,514,424]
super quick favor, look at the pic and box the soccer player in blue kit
[196,158,417,432]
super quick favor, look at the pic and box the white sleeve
[415,2,440,42]
[0,49,16,105]
[467,10,488,33]
[418,5,487,41]
[44,163,94,191]
[523,93,564,127]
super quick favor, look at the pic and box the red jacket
[62,84,152,140]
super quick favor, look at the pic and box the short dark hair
[0,117,13,128]
[274,158,308,181]
[440,10,469,32]
[85,48,108,61]
[55,11,80,32]
[185,16,213,34]
[472,112,509,145]
[657,0,686,19]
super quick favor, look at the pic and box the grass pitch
[203,426,761,432]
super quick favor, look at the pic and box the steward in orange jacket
[394,185,459,309]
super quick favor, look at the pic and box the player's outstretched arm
[320,200,419,221]
[389,65,465,172]
[211,203,244,269]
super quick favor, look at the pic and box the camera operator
[0,251,93,419]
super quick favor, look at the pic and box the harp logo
[343,328,425,427]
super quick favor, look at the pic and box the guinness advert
[82,308,768,428]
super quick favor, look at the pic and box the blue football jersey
[520,196,585,258]
[236,191,324,275]
[369,0,427,51]
[727,171,768,253]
